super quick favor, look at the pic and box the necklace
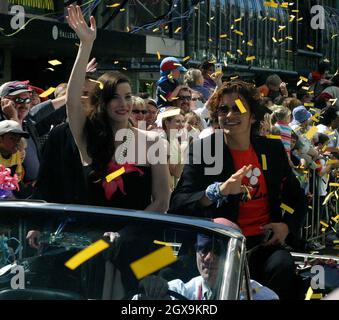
[115,125,134,165]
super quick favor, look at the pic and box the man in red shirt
[169,80,307,299]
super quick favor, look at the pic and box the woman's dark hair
[207,80,270,134]
[85,71,131,180]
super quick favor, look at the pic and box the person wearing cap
[156,56,187,108]
[169,80,308,300]
[0,120,29,184]
[0,80,66,187]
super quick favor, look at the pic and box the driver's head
[195,218,241,287]
[195,233,222,288]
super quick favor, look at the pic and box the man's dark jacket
[168,133,307,238]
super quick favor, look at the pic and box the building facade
[0,0,338,93]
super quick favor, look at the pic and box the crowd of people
[0,5,338,300]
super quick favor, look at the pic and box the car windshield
[0,206,237,300]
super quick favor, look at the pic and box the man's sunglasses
[178,96,192,101]
[192,97,202,101]
[195,242,222,256]
[217,104,241,114]
[132,109,148,114]
[13,97,32,104]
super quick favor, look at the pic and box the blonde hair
[132,96,146,108]
[184,68,203,87]
[270,105,291,124]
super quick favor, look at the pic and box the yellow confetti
[266,134,281,140]
[48,59,62,66]
[247,40,253,46]
[39,87,56,98]
[278,38,284,42]
[237,49,243,55]
[307,44,314,50]
[302,86,309,90]
[331,34,338,39]
[233,30,244,36]
[130,246,177,280]
[183,56,190,61]
[160,95,167,102]
[206,22,210,26]
[65,240,109,270]
[329,182,339,187]
[333,240,339,244]
[120,8,126,12]
[304,126,317,140]
[107,3,121,8]
[208,38,213,42]
[280,203,294,214]
[305,287,313,300]
[246,56,256,61]
[320,221,329,228]
[322,191,334,205]
[234,17,242,22]
[261,154,268,170]
[122,67,127,71]
[126,26,130,32]
[174,27,182,33]
[88,79,104,90]
[278,25,286,31]
[235,99,247,113]
[230,75,239,80]
[157,51,161,60]
[298,79,304,86]
[264,2,279,8]
[323,58,330,63]
[262,17,268,21]
[269,17,277,22]
[114,60,119,64]
[292,10,299,13]
[272,37,277,43]
[289,15,295,22]
[105,167,125,183]
[219,34,228,38]
[300,76,308,82]
[152,27,159,32]
[285,36,293,40]
[297,17,303,21]
[330,98,337,106]
[304,102,314,107]
[281,2,289,8]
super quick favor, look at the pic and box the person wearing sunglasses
[171,86,193,114]
[169,80,308,300]
[129,96,148,128]
[135,218,278,300]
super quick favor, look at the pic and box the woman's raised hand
[66,5,97,44]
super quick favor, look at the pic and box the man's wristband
[205,182,228,208]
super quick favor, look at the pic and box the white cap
[0,120,29,138]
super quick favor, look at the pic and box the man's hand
[262,223,289,246]
[26,230,41,249]
[1,98,19,121]
[219,165,252,196]
[139,275,169,300]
